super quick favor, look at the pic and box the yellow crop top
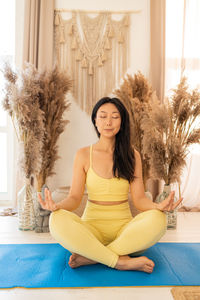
[86,145,130,201]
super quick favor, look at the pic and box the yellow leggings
[49,201,167,268]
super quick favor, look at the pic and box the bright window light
[0,0,15,200]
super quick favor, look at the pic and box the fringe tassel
[104,37,111,50]
[88,62,93,75]
[118,31,124,43]
[68,23,73,35]
[124,15,130,26]
[81,57,88,68]
[98,56,103,67]
[59,27,65,43]
[101,50,107,62]
[54,13,60,25]
[76,49,82,61]
[108,26,114,38]
[71,36,77,49]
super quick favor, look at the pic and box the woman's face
[95,103,121,138]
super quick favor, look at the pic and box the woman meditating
[38,97,182,273]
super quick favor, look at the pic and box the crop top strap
[90,145,93,168]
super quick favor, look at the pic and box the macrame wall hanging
[54,10,132,114]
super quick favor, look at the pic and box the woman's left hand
[156,191,183,212]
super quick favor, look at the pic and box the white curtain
[23,0,54,70]
[148,0,166,199]
[15,0,54,206]
[165,0,200,92]
[150,0,166,102]
[165,0,200,208]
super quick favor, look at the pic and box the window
[0,0,15,204]
[165,0,200,144]
[165,0,200,207]
[165,0,200,93]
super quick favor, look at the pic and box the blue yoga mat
[0,243,200,288]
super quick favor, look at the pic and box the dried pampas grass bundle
[34,65,71,191]
[115,71,158,188]
[141,77,200,185]
[2,63,72,191]
[2,63,45,182]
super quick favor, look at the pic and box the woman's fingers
[46,189,54,207]
[38,188,51,209]
[166,192,183,211]
[159,191,182,212]
[37,188,57,212]
[45,189,56,211]
[168,191,175,211]
[172,197,183,210]
[163,193,183,212]
[161,191,174,210]
[45,188,50,201]
[37,192,46,209]
[47,189,54,203]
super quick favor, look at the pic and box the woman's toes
[68,254,76,267]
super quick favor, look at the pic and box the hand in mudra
[37,188,58,212]
[157,191,183,212]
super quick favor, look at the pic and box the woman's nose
[106,118,112,126]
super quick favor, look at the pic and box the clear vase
[145,190,153,201]
[155,184,177,230]
[17,182,36,231]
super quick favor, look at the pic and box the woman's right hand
[37,188,58,212]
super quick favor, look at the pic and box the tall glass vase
[155,184,177,230]
[17,180,36,231]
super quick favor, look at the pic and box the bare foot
[68,253,97,269]
[115,256,155,273]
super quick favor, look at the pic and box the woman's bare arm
[130,150,157,211]
[130,150,183,212]
[38,147,88,212]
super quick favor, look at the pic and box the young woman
[38,97,182,273]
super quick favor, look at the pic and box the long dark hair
[91,97,135,182]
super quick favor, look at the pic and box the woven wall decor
[54,10,131,114]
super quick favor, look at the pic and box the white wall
[48,0,150,191]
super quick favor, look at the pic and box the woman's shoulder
[76,145,90,157]
[75,145,92,163]
[75,146,91,171]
